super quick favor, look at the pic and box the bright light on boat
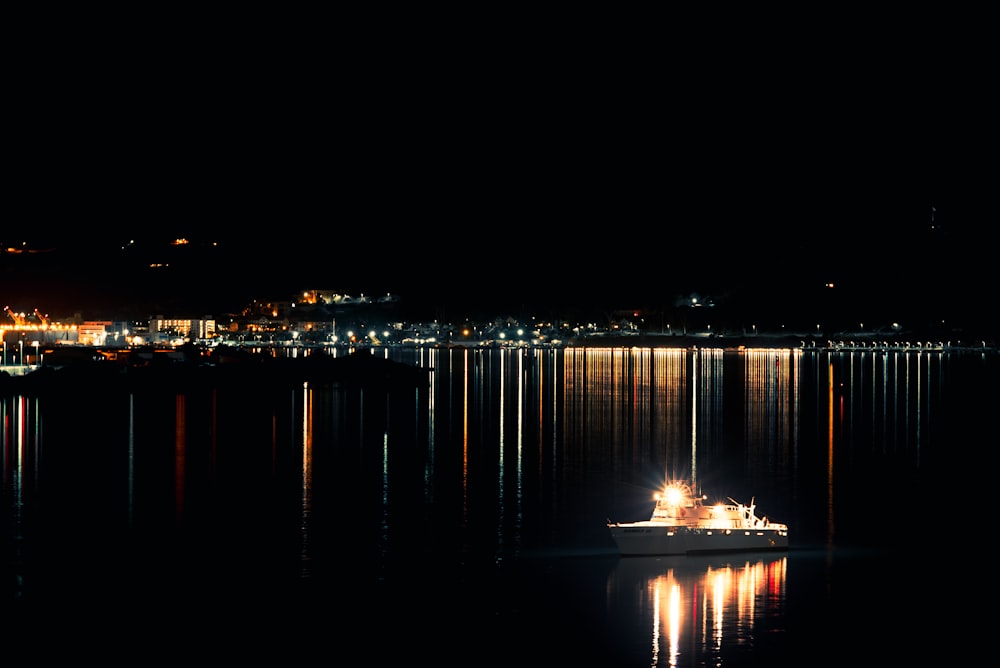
[665,487,684,506]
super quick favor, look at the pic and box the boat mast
[691,348,697,494]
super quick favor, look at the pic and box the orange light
[665,487,684,506]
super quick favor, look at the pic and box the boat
[607,480,789,556]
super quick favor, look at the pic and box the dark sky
[4,18,995,329]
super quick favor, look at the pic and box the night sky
[5,18,994,333]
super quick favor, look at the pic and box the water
[2,346,995,664]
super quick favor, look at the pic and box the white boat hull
[608,524,788,556]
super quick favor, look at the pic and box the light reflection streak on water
[743,349,799,481]
[128,393,134,528]
[18,398,29,587]
[877,351,887,451]
[302,382,314,575]
[563,347,691,483]
[631,348,647,461]
[498,349,507,552]
[691,348,725,486]
[695,348,724,478]
[651,579,661,664]
[514,349,525,553]
[174,393,186,528]
[381,428,388,556]
[828,358,835,551]
[627,556,786,666]
[890,353,900,451]
[711,568,725,652]
[548,350,558,493]
[845,352,858,444]
[658,349,688,479]
[554,347,696,546]
[2,395,40,600]
[833,348,945,486]
[690,349,697,489]
[649,576,682,667]
[907,354,914,453]
[917,353,923,458]
[424,348,437,503]
[736,562,756,641]
[462,348,470,532]
[378,346,393,555]
[500,349,528,555]
[667,581,681,666]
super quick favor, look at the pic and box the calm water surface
[2,346,995,664]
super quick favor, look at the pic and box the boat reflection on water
[605,554,787,667]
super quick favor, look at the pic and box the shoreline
[3,334,996,397]
[561,332,998,352]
